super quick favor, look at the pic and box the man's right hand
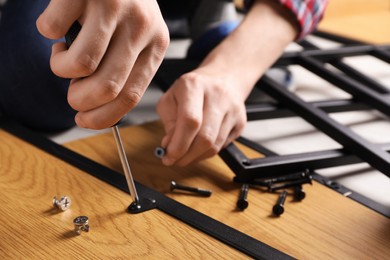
[36,0,169,129]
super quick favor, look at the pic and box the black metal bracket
[127,198,157,214]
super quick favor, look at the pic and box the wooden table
[0,121,389,259]
[2,2,390,258]
[319,0,390,44]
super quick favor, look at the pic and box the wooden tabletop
[319,0,390,44]
[1,121,389,259]
[2,2,390,258]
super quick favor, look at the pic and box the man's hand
[156,69,247,167]
[156,0,298,166]
[36,0,169,129]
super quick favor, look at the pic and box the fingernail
[161,136,169,148]
[162,157,175,166]
[75,115,86,128]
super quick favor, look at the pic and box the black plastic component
[65,21,82,48]
[127,198,157,214]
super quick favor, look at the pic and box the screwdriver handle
[64,21,126,126]
[65,21,82,48]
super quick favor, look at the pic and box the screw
[261,169,310,185]
[236,184,249,210]
[272,191,288,216]
[233,176,270,188]
[170,181,212,197]
[154,146,166,158]
[52,196,71,211]
[73,216,89,235]
[293,185,306,201]
[268,174,312,192]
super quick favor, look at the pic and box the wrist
[194,64,253,102]
[198,0,297,92]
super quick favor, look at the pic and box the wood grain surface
[0,129,245,259]
[1,121,389,259]
[319,0,390,44]
[2,2,390,258]
[62,121,390,259]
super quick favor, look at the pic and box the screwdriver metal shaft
[112,125,140,205]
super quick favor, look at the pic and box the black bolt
[233,177,269,188]
[236,184,249,210]
[293,185,306,201]
[272,190,288,216]
[170,181,212,197]
[262,169,310,184]
[269,174,313,192]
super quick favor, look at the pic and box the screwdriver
[65,22,140,206]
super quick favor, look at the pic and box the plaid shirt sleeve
[244,0,329,39]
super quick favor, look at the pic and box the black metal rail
[220,31,390,180]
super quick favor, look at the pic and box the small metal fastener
[236,184,249,210]
[170,181,212,197]
[154,147,166,158]
[73,216,89,235]
[52,196,71,211]
[272,190,288,216]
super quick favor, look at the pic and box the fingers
[156,94,177,147]
[37,0,169,130]
[192,116,245,164]
[172,95,226,166]
[159,76,247,167]
[74,42,166,129]
[37,0,119,79]
[36,0,84,39]
[174,107,244,167]
[67,27,138,112]
[50,8,117,78]
[159,79,205,165]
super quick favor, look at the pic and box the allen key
[112,125,140,208]
[111,126,156,214]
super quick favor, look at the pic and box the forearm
[198,0,299,100]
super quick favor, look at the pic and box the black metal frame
[221,32,390,181]
[154,31,390,217]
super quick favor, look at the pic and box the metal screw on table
[52,196,71,211]
[73,216,90,235]
[170,181,212,197]
[236,184,249,210]
[272,191,288,216]
[154,146,166,158]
